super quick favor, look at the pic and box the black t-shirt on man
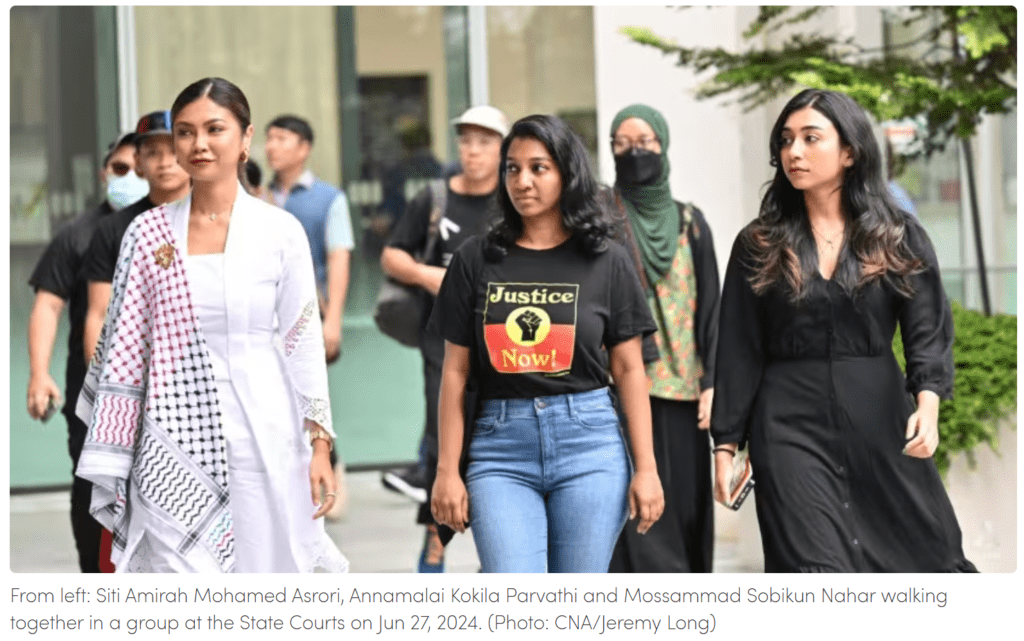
[28,200,114,419]
[427,235,657,400]
[387,181,501,329]
[386,181,500,269]
[81,196,156,284]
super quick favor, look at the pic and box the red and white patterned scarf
[77,205,234,572]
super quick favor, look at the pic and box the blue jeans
[466,387,631,573]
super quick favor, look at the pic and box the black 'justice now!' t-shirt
[427,235,656,400]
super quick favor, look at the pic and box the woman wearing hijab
[607,104,721,573]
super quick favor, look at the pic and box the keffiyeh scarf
[76,205,234,572]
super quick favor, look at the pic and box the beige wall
[354,6,448,162]
[134,6,341,184]
[487,6,596,122]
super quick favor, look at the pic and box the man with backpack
[380,105,508,572]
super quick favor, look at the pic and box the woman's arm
[712,442,740,505]
[898,219,954,459]
[275,217,337,517]
[431,341,472,533]
[903,390,941,458]
[306,419,337,520]
[689,206,721,392]
[711,233,765,504]
[688,207,721,429]
[609,336,664,534]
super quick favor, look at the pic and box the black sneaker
[382,466,428,503]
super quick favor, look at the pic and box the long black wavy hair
[484,115,612,261]
[743,89,922,301]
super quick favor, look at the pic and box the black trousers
[415,332,445,525]
[609,397,714,573]
[67,410,103,573]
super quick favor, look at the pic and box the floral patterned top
[646,209,703,400]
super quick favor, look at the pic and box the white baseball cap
[451,105,509,138]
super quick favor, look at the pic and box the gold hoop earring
[241,148,250,163]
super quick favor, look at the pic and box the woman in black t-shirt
[428,115,664,572]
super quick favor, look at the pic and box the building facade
[10,6,1015,488]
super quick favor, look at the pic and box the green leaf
[622,6,1016,154]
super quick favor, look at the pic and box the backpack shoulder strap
[422,178,448,262]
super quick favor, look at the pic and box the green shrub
[893,303,1017,476]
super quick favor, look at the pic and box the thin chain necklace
[811,224,845,252]
[193,207,229,222]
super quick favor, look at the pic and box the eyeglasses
[611,136,659,154]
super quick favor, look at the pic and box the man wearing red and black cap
[83,110,191,363]
[26,131,139,572]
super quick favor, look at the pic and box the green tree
[622,6,1015,154]
[624,6,1016,316]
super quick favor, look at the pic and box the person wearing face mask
[606,105,721,574]
[26,132,139,573]
[82,110,193,365]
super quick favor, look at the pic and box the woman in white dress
[76,77,347,573]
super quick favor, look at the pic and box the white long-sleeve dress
[78,187,347,573]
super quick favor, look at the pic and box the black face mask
[614,148,662,186]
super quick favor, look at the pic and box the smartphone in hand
[726,452,755,511]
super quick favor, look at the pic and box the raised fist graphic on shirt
[515,310,543,342]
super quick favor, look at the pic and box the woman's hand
[309,440,336,519]
[697,388,714,430]
[629,469,664,534]
[904,391,941,458]
[431,471,469,533]
[713,445,738,506]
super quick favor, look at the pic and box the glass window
[883,10,967,305]
[10,7,50,244]
[10,7,118,488]
[11,7,113,243]
[487,6,598,165]
[134,6,342,187]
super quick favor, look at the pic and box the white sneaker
[382,468,428,504]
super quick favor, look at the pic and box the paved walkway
[11,471,761,573]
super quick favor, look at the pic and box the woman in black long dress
[711,89,976,572]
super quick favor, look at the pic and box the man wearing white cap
[381,105,509,572]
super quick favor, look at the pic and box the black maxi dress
[711,217,976,573]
